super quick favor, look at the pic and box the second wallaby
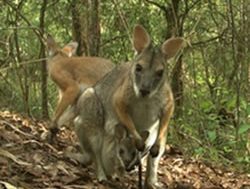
[76,25,184,188]
[46,36,114,141]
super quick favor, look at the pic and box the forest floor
[0,111,249,189]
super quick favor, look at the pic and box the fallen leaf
[0,181,25,189]
[0,148,31,166]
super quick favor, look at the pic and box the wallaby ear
[161,37,184,59]
[133,25,151,54]
[61,41,78,57]
[47,34,59,57]
[115,124,127,141]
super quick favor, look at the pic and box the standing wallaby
[74,88,138,181]
[46,36,114,141]
[77,25,184,188]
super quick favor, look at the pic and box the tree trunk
[87,0,100,56]
[70,0,100,56]
[13,0,31,115]
[244,0,250,102]
[39,0,49,119]
[165,0,183,118]
[171,55,183,116]
[70,0,87,56]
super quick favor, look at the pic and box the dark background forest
[0,0,249,183]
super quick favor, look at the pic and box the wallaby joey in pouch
[74,88,138,181]
[46,36,114,141]
[81,25,184,188]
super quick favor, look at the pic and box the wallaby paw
[135,138,145,152]
[150,143,160,157]
[141,130,150,141]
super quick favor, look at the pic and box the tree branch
[4,0,43,43]
[144,0,166,12]
[191,28,227,46]
[101,34,127,47]
[228,0,240,138]
[112,0,132,45]
[180,0,201,29]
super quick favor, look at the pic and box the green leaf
[238,124,250,135]
[200,100,213,110]
[240,98,247,110]
[208,130,216,142]
[246,104,250,115]
[194,147,205,155]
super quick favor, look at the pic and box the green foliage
[239,124,250,135]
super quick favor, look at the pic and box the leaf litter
[0,110,249,189]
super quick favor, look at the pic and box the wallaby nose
[125,158,140,172]
[126,163,137,172]
[140,89,150,97]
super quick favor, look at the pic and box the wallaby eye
[156,70,164,78]
[119,149,125,155]
[135,64,143,72]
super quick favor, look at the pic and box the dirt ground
[0,111,249,189]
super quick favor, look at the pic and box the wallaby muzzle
[140,89,150,97]
[125,152,140,172]
[138,79,153,97]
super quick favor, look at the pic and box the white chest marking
[145,119,160,149]
[81,87,95,98]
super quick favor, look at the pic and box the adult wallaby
[74,88,138,181]
[47,37,138,180]
[46,36,114,141]
[75,25,184,188]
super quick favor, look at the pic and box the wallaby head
[114,124,138,172]
[47,34,78,58]
[131,25,184,98]
[115,125,151,172]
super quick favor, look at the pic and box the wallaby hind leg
[48,77,80,142]
[74,87,107,181]
[94,144,107,182]
[52,83,80,126]
[145,137,166,189]
[74,116,92,165]
[75,116,107,181]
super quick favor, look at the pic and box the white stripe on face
[133,81,140,97]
